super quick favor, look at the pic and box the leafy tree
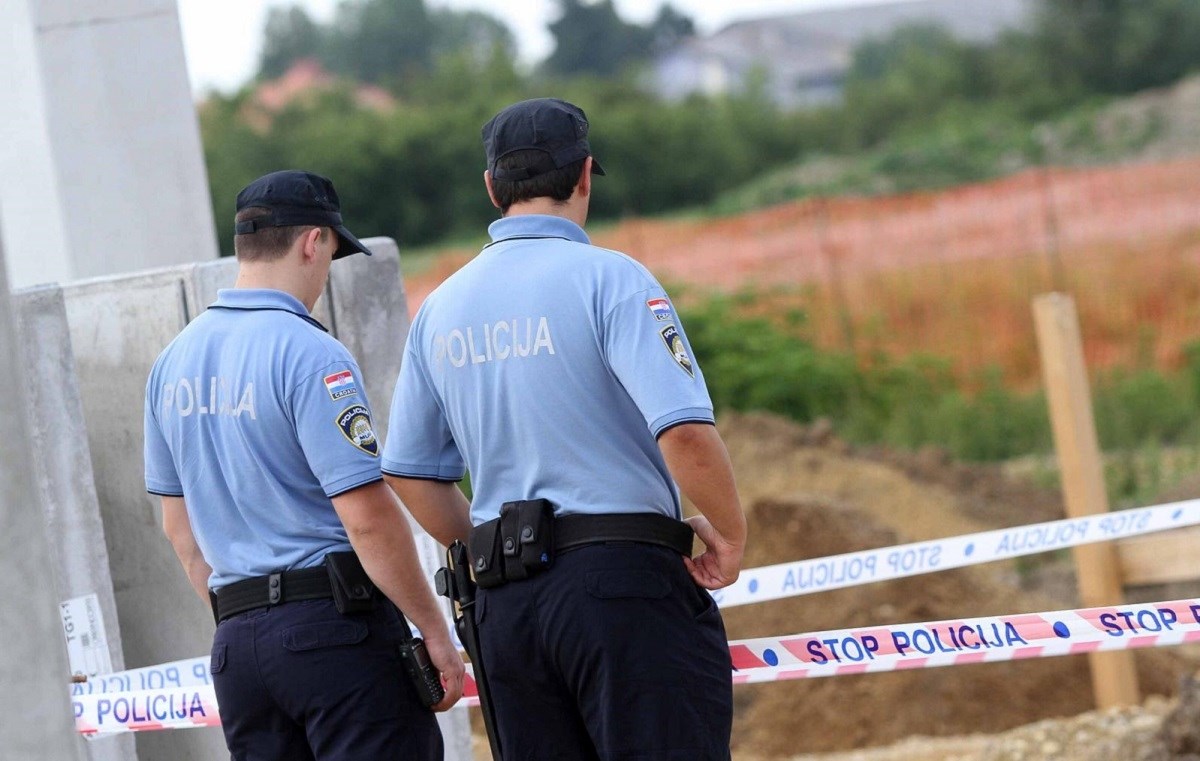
[647,4,695,55]
[430,9,516,63]
[324,0,434,84]
[254,0,517,86]
[1032,0,1200,96]
[842,25,987,147]
[544,0,653,77]
[259,6,324,80]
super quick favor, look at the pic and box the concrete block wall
[61,267,224,760]
[14,285,135,761]
[0,250,85,760]
[29,240,469,759]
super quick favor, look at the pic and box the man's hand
[683,514,743,589]
[657,423,747,589]
[424,634,466,712]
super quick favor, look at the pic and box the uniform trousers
[476,542,733,760]
[210,597,443,761]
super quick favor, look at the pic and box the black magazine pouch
[325,551,378,614]
[515,499,554,574]
[468,518,506,589]
[499,499,554,580]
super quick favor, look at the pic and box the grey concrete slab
[61,269,226,760]
[0,0,217,289]
[14,284,135,761]
[0,237,85,760]
[328,238,409,439]
[183,259,237,321]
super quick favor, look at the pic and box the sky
[176,0,906,94]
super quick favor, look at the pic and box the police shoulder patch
[336,404,378,456]
[659,324,694,378]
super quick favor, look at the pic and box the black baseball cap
[234,170,372,259]
[482,98,606,181]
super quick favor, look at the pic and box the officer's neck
[234,261,324,313]
[504,196,588,228]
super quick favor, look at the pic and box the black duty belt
[555,513,695,556]
[470,505,697,589]
[211,566,333,623]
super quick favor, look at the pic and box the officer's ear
[575,157,593,201]
[484,170,502,211]
[298,226,324,263]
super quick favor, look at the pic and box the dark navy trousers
[475,543,733,760]
[210,597,443,761]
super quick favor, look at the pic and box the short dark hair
[233,207,325,262]
[489,150,586,213]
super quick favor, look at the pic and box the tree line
[199,0,1200,252]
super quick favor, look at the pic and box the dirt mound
[711,412,1195,758]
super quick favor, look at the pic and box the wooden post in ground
[1033,293,1140,708]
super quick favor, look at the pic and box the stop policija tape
[727,597,1200,680]
[713,499,1200,609]
[72,598,1200,734]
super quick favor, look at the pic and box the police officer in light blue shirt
[385,99,748,760]
[144,170,463,761]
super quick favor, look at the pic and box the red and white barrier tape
[73,598,1200,735]
[714,499,1200,608]
[728,598,1200,679]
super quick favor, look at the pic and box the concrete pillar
[62,269,225,760]
[14,285,135,761]
[0,230,85,759]
[0,0,217,289]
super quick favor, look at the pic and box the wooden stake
[1033,293,1140,708]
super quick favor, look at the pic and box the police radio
[399,637,445,708]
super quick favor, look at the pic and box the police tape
[70,656,212,695]
[713,498,1200,608]
[728,597,1200,680]
[73,686,220,735]
[72,597,1200,734]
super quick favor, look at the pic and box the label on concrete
[60,593,113,678]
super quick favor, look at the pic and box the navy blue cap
[482,98,606,181]
[234,170,371,259]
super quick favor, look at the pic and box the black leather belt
[555,513,695,556]
[211,566,332,623]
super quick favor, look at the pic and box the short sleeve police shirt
[383,215,714,525]
[144,289,381,588]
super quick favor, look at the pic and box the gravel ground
[784,685,1200,761]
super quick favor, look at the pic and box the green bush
[680,291,1200,463]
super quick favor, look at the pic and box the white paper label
[60,594,113,678]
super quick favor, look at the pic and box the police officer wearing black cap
[144,170,464,760]
[383,99,747,759]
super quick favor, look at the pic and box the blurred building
[649,0,1031,108]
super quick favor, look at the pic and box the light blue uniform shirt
[383,215,714,525]
[144,289,383,589]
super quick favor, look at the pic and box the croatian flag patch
[646,298,672,321]
[323,370,358,400]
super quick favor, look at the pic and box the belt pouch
[468,518,506,589]
[498,502,530,583]
[325,551,377,614]
[515,499,554,573]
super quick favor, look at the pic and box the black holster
[468,499,555,589]
[324,550,378,614]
